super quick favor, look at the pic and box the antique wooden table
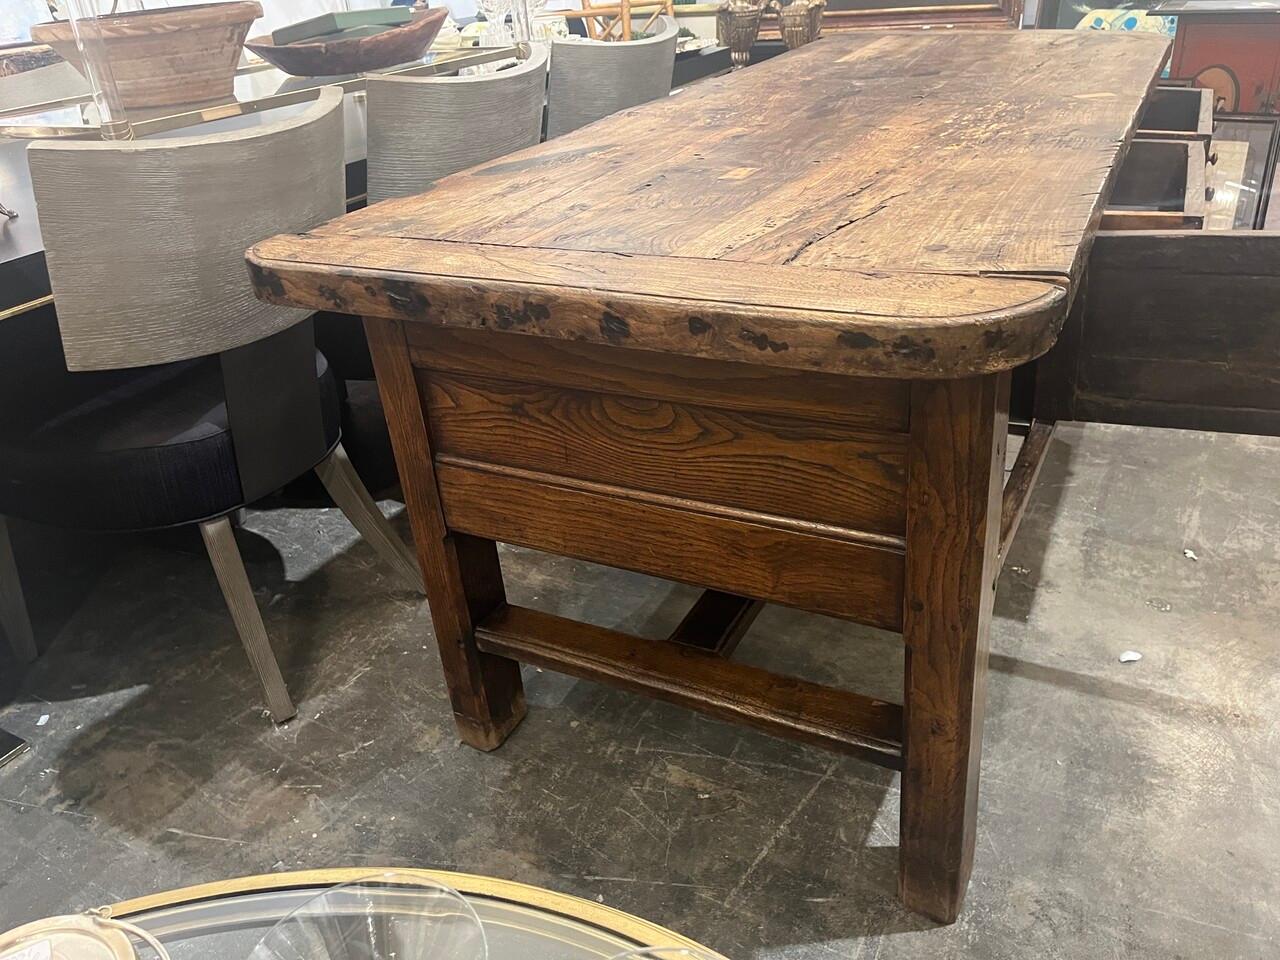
[248,30,1169,923]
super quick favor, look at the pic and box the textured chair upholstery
[546,16,677,139]
[366,44,549,203]
[27,88,345,371]
[2,87,423,723]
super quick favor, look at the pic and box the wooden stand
[248,31,1167,923]
[360,317,1037,922]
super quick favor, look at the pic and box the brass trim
[0,294,54,323]
[0,46,524,139]
[102,868,726,956]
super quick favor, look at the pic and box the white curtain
[0,0,53,43]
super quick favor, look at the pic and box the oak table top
[249,30,1169,378]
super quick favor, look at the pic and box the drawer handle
[1207,150,1219,165]
[1205,185,1216,202]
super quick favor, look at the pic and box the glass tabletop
[98,870,724,960]
[0,42,523,140]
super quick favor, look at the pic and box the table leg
[364,317,525,750]
[899,374,1008,923]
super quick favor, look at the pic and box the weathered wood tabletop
[251,29,1169,378]
[249,28,1169,926]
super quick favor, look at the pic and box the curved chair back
[365,44,548,204]
[27,86,345,372]
[546,17,677,139]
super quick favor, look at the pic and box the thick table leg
[364,317,525,750]
[899,373,1008,923]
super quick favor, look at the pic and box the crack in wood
[783,192,908,265]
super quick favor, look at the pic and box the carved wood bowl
[244,7,448,78]
[30,1,262,109]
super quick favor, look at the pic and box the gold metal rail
[0,295,54,324]
[0,43,529,323]
[0,44,525,139]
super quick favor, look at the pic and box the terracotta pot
[31,1,262,109]
[243,7,448,78]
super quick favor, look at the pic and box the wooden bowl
[244,7,448,78]
[30,1,261,109]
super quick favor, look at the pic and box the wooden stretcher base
[360,318,1045,925]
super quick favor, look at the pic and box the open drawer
[1101,139,1208,230]
[1033,114,1280,437]
[1137,86,1215,142]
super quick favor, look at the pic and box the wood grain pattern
[407,326,912,432]
[248,235,1067,379]
[767,0,1020,33]
[475,603,905,766]
[422,370,907,535]
[899,373,1007,924]
[245,7,445,78]
[308,31,1166,277]
[997,419,1055,568]
[1073,395,1280,436]
[1031,272,1088,423]
[248,31,1168,379]
[1080,357,1280,410]
[30,1,260,109]
[434,458,906,629]
[364,317,526,750]
[238,33,1168,923]
[1062,230,1280,435]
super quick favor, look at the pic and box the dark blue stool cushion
[0,311,340,531]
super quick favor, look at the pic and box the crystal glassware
[248,872,488,960]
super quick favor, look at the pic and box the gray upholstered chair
[546,16,677,139]
[365,43,549,203]
[1,87,422,722]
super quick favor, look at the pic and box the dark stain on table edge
[245,249,1069,379]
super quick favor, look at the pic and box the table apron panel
[406,324,912,432]
[434,458,906,632]
[420,369,909,537]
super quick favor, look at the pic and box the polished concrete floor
[1,422,1277,958]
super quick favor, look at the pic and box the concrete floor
[0,421,1277,958]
